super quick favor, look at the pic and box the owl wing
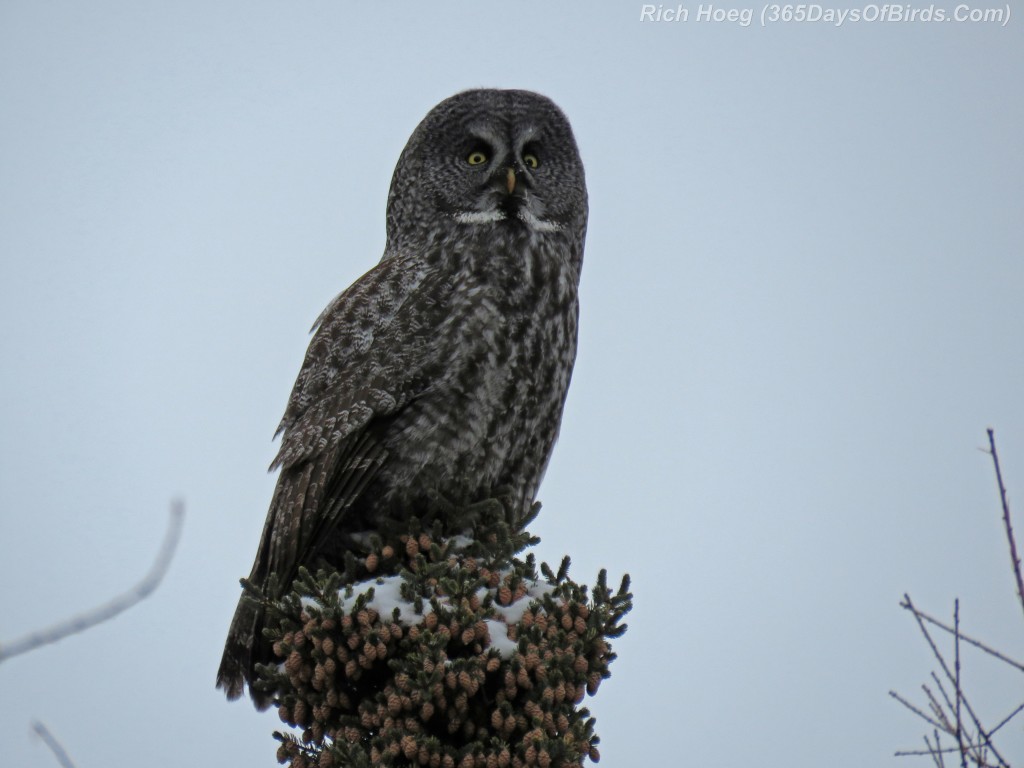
[218,251,442,705]
[265,249,443,580]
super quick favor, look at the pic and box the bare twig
[927,674,989,768]
[988,700,1024,737]
[986,428,1024,622]
[922,683,951,732]
[0,500,185,663]
[31,720,77,768]
[891,689,946,731]
[931,731,946,768]
[896,596,1018,768]
[931,672,955,724]
[899,597,1024,674]
[895,432,1023,767]
[954,600,967,768]
[901,594,1010,767]
[895,745,978,758]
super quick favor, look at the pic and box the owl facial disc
[453,166,561,232]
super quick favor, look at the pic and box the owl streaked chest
[418,229,577,413]
[439,225,579,324]
[375,228,580,509]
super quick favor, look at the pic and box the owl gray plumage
[217,88,588,707]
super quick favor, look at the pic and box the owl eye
[466,150,488,166]
[522,152,540,169]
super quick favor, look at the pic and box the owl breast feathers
[218,88,588,707]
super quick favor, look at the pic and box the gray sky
[1,2,1022,766]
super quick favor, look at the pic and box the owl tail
[216,594,274,710]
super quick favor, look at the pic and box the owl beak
[506,167,517,194]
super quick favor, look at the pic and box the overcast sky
[1,3,1022,767]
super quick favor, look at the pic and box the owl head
[385,89,588,253]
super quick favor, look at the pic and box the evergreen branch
[0,500,185,663]
[256,495,630,768]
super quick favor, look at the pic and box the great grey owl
[217,88,588,707]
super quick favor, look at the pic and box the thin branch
[934,730,947,768]
[0,500,185,663]
[987,428,1024,622]
[899,597,1024,674]
[31,720,77,768]
[922,683,952,732]
[927,673,991,768]
[931,672,955,723]
[989,700,1024,737]
[895,743,1002,762]
[924,731,944,768]
[891,689,946,731]
[954,600,967,768]
[896,431,1022,767]
[901,594,1010,767]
